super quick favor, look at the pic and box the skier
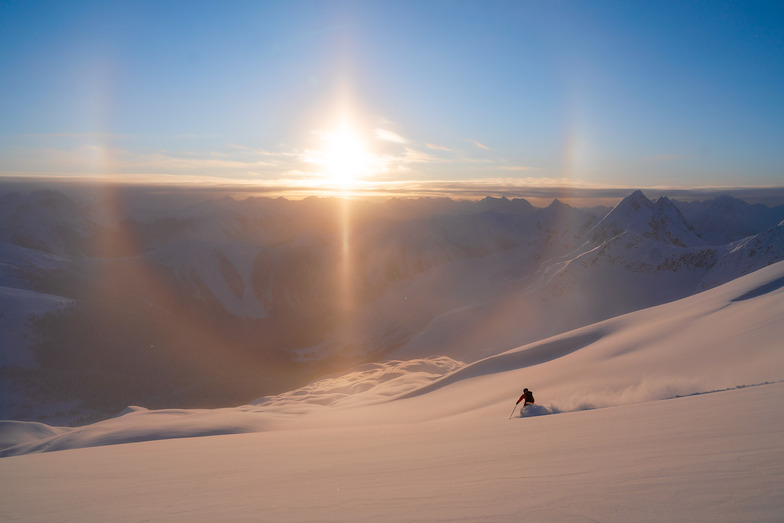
[516,388,534,408]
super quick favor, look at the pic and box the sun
[307,122,381,190]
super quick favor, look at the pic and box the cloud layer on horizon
[2,174,783,208]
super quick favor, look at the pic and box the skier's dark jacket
[517,389,534,405]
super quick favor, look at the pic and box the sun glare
[307,122,382,190]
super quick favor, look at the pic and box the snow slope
[2,384,781,522]
[1,262,783,521]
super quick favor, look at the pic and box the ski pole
[508,402,518,419]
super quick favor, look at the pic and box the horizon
[3,175,784,209]
[1,1,783,198]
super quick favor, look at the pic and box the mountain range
[1,183,782,424]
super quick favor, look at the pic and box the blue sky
[1,0,782,197]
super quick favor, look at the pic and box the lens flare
[305,120,386,192]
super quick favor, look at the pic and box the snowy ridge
[700,221,784,289]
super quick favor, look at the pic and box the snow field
[1,383,782,522]
[1,261,783,520]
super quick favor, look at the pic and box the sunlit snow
[1,262,783,521]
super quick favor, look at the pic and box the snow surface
[1,262,783,521]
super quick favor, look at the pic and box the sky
[1,0,783,199]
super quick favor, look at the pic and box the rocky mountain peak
[588,191,702,247]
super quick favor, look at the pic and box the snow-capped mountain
[589,189,704,247]
[546,191,784,300]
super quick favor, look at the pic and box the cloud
[5,172,784,208]
[374,129,407,144]
[6,132,783,207]
[468,139,490,150]
[402,147,436,164]
[138,152,277,172]
[500,165,536,172]
[0,143,282,180]
[19,132,134,140]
